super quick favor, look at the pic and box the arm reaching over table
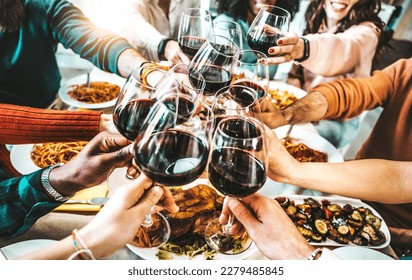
[17,175,167,260]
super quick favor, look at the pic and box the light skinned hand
[164,40,191,66]
[223,194,314,260]
[258,98,287,129]
[78,174,164,258]
[266,31,305,64]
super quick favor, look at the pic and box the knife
[65,197,109,205]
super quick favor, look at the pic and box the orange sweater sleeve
[311,59,411,120]
[0,104,102,144]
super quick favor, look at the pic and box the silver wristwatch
[41,163,72,202]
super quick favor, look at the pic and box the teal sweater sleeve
[0,169,61,237]
[48,0,131,75]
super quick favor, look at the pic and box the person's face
[249,0,277,16]
[323,0,360,24]
[0,0,25,32]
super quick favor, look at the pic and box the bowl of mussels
[274,195,389,248]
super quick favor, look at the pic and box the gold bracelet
[140,63,170,86]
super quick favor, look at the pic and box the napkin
[54,183,109,213]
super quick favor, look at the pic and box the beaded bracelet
[67,229,96,260]
[307,248,322,260]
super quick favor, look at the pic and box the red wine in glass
[179,35,207,59]
[162,95,196,125]
[134,130,209,186]
[209,147,266,197]
[247,33,282,56]
[191,65,233,96]
[232,80,267,101]
[113,98,156,141]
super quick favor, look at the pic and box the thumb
[109,143,134,167]
[228,198,260,234]
[134,186,164,214]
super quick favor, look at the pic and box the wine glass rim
[206,34,240,58]
[215,84,260,107]
[236,49,268,64]
[215,115,266,141]
[259,5,291,18]
[214,20,242,30]
[166,63,206,92]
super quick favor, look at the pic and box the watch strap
[41,163,73,202]
[295,37,310,63]
[157,38,173,61]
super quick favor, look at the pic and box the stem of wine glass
[141,213,154,228]
[223,212,235,235]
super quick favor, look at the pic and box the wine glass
[207,84,262,139]
[247,5,291,56]
[204,116,268,254]
[178,8,213,60]
[189,34,240,96]
[213,20,243,50]
[133,92,213,185]
[232,49,269,101]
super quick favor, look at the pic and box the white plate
[276,195,390,249]
[58,68,125,109]
[257,126,344,198]
[1,239,58,260]
[268,81,307,99]
[10,144,39,175]
[106,173,260,260]
[333,247,394,260]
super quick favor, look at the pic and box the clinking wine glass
[204,116,268,255]
[232,49,269,101]
[189,34,240,97]
[247,5,291,56]
[178,8,213,60]
[213,20,243,50]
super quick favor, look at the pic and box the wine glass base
[204,218,252,255]
[131,212,171,248]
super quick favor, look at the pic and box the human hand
[222,193,314,260]
[78,174,164,258]
[266,32,305,64]
[50,131,133,195]
[164,40,191,66]
[258,98,287,129]
[98,113,118,133]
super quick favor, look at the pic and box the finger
[277,33,299,45]
[134,186,164,214]
[219,196,232,225]
[116,174,155,209]
[160,187,179,213]
[268,45,295,56]
[178,51,191,65]
[226,198,261,234]
[126,165,140,179]
[266,53,293,64]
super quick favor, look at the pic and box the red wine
[232,80,266,100]
[134,130,209,186]
[113,99,155,140]
[208,147,266,197]
[179,35,206,59]
[247,33,282,56]
[163,96,195,125]
[191,65,232,96]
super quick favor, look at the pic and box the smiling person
[0,0,147,109]
[265,0,390,149]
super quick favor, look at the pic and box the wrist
[41,164,74,201]
[49,164,83,197]
[157,38,173,61]
[295,37,310,63]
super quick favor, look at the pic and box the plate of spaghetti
[266,81,307,109]
[59,69,125,109]
[10,141,88,174]
[257,125,344,198]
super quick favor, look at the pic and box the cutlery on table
[65,197,109,205]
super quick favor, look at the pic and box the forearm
[281,159,412,204]
[116,48,147,78]
[0,104,101,144]
[281,91,328,126]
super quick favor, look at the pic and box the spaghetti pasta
[67,81,120,104]
[266,88,298,109]
[282,136,328,162]
[31,141,88,168]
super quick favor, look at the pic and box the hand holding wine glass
[247,5,291,56]
[204,116,268,255]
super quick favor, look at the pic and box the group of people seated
[0,0,410,260]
